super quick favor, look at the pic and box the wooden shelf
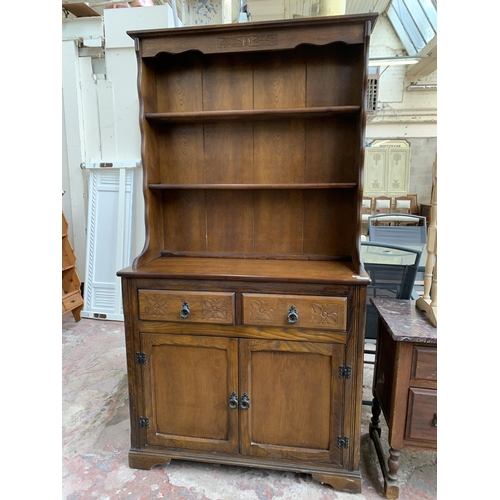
[145,106,361,123]
[148,183,358,190]
[119,256,367,284]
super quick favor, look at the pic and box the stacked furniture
[118,14,377,493]
[62,211,84,321]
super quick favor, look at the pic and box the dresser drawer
[405,388,437,443]
[242,293,347,331]
[411,345,437,382]
[138,290,235,324]
[63,291,83,312]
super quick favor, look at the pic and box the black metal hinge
[339,365,351,379]
[337,436,349,449]
[136,352,147,365]
[139,417,149,429]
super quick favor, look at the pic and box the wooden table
[369,299,437,499]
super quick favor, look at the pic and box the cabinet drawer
[242,293,347,331]
[405,388,437,443]
[63,291,83,312]
[411,346,437,382]
[138,290,235,324]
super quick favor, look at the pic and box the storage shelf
[148,183,358,190]
[145,106,361,123]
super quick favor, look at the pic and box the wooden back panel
[160,188,355,258]
[135,29,368,267]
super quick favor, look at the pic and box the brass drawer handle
[240,392,250,410]
[287,305,299,324]
[228,392,238,409]
[433,412,437,427]
[179,301,190,319]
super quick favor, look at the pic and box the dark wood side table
[369,299,437,499]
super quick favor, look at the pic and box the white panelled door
[81,161,138,321]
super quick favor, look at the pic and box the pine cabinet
[118,14,377,493]
[62,211,84,321]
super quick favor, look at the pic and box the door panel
[142,333,239,453]
[239,339,344,464]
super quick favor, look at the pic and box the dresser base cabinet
[119,14,377,494]
[119,265,369,493]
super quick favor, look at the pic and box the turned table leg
[369,397,401,499]
[384,447,401,498]
[369,396,381,437]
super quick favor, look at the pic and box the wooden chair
[362,197,372,219]
[395,194,418,214]
[374,196,392,214]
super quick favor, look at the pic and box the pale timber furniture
[394,194,418,215]
[369,298,437,499]
[374,196,392,214]
[416,155,437,326]
[62,211,84,321]
[118,14,377,493]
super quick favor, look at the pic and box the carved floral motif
[202,298,229,320]
[311,303,338,326]
[248,300,274,323]
[392,153,402,165]
[143,296,168,317]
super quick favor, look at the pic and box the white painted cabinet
[363,140,410,198]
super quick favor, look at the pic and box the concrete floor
[62,313,437,500]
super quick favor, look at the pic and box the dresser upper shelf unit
[131,14,376,273]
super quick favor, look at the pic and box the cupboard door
[364,148,388,197]
[239,339,345,464]
[142,333,239,453]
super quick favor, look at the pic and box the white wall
[62,5,178,270]
[367,15,437,139]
